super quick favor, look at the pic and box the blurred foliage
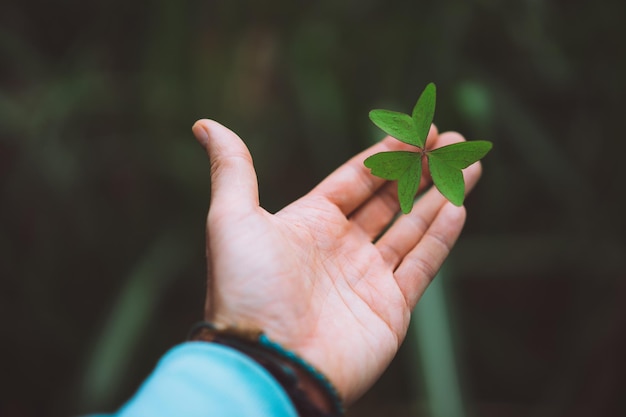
[1,0,625,416]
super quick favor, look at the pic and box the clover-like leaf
[412,82,436,148]
[426,153,465,206]
[364,151,422,214]
[427,141,493,169]
[426,141,492,206]
[368,110,418,146]
[364,82,492,212]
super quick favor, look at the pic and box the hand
[191,119,482,404]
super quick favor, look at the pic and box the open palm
[192,119,482,404]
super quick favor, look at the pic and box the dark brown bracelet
[188,322,344,417]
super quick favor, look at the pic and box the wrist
[188,322,344,417]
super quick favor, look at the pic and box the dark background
[1,1,625,416]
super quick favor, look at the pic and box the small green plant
[364,83,492,213]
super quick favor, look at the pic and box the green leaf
[412,83,436,148]
[365,82,493,209]
[427,140,493,169]
[364,151,422,213]
[426,140,492,206]
[427,153,466,206]
[368,110,419,146]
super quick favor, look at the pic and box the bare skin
[192,119,482,405]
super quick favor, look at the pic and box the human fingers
[394,201,466,308]
[375,186,448,269]
[375,131,482,268]
[192,119,260,216]
[309,125,439,217]
[349,127,475,240]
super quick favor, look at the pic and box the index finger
[309,125,439,216]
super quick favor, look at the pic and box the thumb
[192,119,259,213]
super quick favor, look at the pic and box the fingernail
[192,123,209,148]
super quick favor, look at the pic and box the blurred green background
[1,0,625,416]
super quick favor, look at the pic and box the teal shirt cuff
[114,342,298,417]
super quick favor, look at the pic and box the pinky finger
[394,202,466,309]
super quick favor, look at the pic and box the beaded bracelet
[188,322,344,417]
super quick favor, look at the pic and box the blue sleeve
[111,342,298,417]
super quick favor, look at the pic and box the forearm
[112,342,298,417]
